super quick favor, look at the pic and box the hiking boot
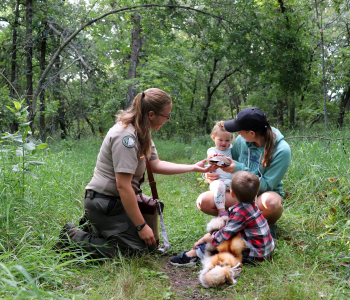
[54,222,79,250]
[170,251,198,266]
[269,224,278,241]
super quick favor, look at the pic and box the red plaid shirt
[212,202,274,260]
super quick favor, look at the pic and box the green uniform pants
[72,195,157,258]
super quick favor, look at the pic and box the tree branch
[47,21,93,73]
[32,4,233,107]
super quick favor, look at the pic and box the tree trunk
[289,99,295,129]
[228,96,234,119]
[232,96,241,114]
[53,35,67,139]
[9,0,20,133]
[25,0,34,132]
[201,59,218,129]
[11,0,20,99]
[125,14,142,109]
[39,29,47,141]
[190,73,198,111]
[337,88,350,128]
[277,99,284,127]
[83,114,95,135]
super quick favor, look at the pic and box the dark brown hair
[254,124,277,168]
[230,171,260,203]
[116,88,172,157]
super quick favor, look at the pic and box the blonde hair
[116,88,172,157]
[210,121,235,141]
[231,171,260,203]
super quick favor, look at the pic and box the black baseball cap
[224,107,268,133]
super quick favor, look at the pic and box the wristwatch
[136,222,147,231]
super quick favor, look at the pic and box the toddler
[207,121,235,215]
[170,171,274,267]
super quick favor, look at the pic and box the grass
[0,129,350,299]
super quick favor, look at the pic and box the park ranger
[56,88,216,258]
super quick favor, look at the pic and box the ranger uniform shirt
[86,122,158,197]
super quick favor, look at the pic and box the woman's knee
[196,192,214,211]
[258,192,282,212]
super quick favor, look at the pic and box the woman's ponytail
[261,124,276,168]
[116,88,171,158]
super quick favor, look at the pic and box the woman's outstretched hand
[193,159,218,173]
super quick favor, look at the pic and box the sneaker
[170,251,198,266]
[269,224,278,240]
[54,222,79,250]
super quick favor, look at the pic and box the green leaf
[20,106,29,113]
[14,265,44,300]
[23,142,36,151]
[1,134,13,140]
[36,143,48,150]
[6,106,16,113]
[19,122,31,127]
[13,135,24,142]
[24,170,38,179]
[13,101,21,110]
[27,161,45,166]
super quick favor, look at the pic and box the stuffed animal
[199,216,246,288]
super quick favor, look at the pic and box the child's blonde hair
[210,121,235,141]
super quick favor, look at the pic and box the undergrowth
[0,126,349,299]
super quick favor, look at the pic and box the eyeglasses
[158,113,171,120]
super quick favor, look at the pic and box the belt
[85,190,121,215]
[85,190,120,200]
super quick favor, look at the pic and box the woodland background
[1,0,350,299]
[0,0,350,139]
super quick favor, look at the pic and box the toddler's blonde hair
[210,121,235,141]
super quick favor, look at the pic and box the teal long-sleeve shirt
[231,127,291,197]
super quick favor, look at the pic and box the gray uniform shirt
[86,122,158,197]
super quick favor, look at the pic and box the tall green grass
[0,129,349,299]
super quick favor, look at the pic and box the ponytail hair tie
[265,119,269,128]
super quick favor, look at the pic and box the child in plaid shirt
[170,171,274,266]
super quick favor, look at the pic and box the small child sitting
[207,121,235,216]
[170,171,275,266]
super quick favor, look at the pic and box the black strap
[106,198,117,215]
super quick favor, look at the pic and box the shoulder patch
[122,135,136,148]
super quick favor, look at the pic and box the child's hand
[221,157,235,173]
[207,153,223,159]
[193,233,212,250]
[206,172,220,183]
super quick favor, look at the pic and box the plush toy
[199,216,245,288]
